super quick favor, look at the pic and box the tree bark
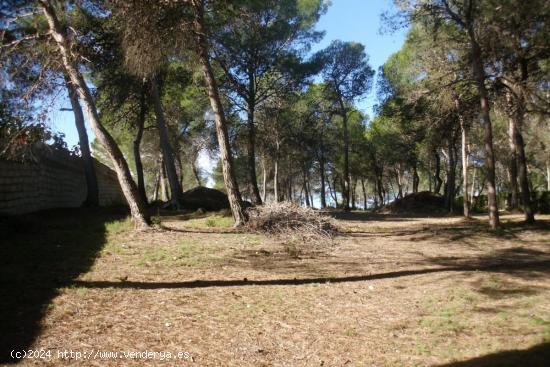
[468,28,499,229]
[505,63,535,223]
[261,157,267,202]
[444,136,456,213]
[192,0,246,225]
[319,155,327,208]
[274,139,280,202]
[361,178,367,210]
[456,97,470,217]
[134,84,148,203]
[412,160,419,194]
[341,110,351,210]
[40,0,150,229]
[506,93,519,210]
[433,150,443,195]
[246,86,262,205]
[65,76,99,207]
[514,126,534,222]
[547,161,550,191]
[150,77,183,208]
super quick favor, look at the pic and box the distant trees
[2,0,548,230]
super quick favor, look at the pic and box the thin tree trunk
[246,88,262,205]
[303,170,310,207]
[40,0,149,229]
[150,77,182,208]
[411,160,419,194]
[506,96,519,210]
[515,126,534,222]
[341,109,351,210]
[468,28,499,229]
[456,97,470,218]
[444,136,456,213]
[511,67,535,223]
[65,76,99,207]
[274,140,280,202]
[470,166,477,211]
[361,178,367,210]
[434,150,443,194]
[191,157,202,186]
[319,155,327,208]
[134,84,148,203]
[261,157,267,202]
[192,0,246,225]
[547,160,550,191]
[307,170,314,209]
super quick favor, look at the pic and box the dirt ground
[2,210,549,366]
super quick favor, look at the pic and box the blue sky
[50,0,407,149]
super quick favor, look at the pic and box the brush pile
[245,202,338,241]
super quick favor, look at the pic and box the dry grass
[3,211,550,366]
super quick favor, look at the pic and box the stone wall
[0,146,126,215]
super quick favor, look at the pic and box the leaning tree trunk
[40,0,150,229]
[134,84,148,203]
[65,76,99,207]
[151,77,183,209]
[468,29,499,229]
[192,1,246,225]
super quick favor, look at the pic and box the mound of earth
[181,186,230,211]
[379,191,445,214]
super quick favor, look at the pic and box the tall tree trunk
[40,0,149,229]
[514,127,534,222]
[468,28,499,229]
[507,62,535,223]
[361,179,367,210]
[444,136,456,213]
[506,95,519,210]
[456,97,470,218]
[350,177,356,209]
[302,170,310,207]
[319,154,327,208]
[65,76,99,207]
[307,170,314,208]
[412,160,419,194]
[261,157,267,202]
[274,139,280,202]
[150,77,182,209]
[470,166,477,211]
[433,150,443,194]
[192,0,247,225]
[246,88,262,205]
[547,160,550,191]
[341,110,351,210]
[191,156,202,186]
[160,160,169,201]
[134,84,148,203]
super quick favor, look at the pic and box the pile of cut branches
[245,202,338,241]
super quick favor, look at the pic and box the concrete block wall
[0,146,126,215]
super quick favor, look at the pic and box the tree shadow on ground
[0,208,124,364]
[71,253,550,290]
[435,342,550,367]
